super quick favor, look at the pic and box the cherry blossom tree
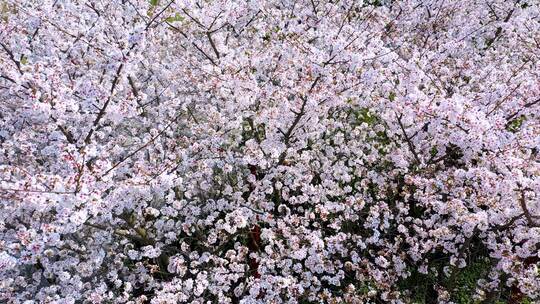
[1,0,539,303]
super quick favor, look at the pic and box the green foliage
[363,0,390,7]
[389,91,396,102]
[397,251,536,304]
[244,118,266,143]
[165,13,184,23]
[397,250,492,304]
[1,2,16,22]
[429,146,438,158]
[398,266,439,303]
[350,107,391,154]
[507,115,526,133]
[355,107,378,126]
[450,258,491,304]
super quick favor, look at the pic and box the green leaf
[507,115,526,133]
[150,0,159,6]
[389,91,396,102]
[20,55,28,65]
[165,13,184,23]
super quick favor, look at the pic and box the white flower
[141,246,161,259]
[375,256,390,268]
[167,256,187,277]
[290,248,307,260]
[70,209,88,226]
[0,252,17,271]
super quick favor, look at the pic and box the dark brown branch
[83,62,125,144]
[505,97,540,123]
[57,124,76,144]
[145,0,175,30]
[491,214,524,231]
[309,75,321,93]
[1,43,23,74]
[484,6,516,50]
[101,112,183,178]
[206,32,220,59]
[277,95,308,165]
[518,188,539,227]
[237,11,261,36]
[181,8,205,28]
[487,83,521,116]
[127,75,139,97]
[167,23,218,66]
[192,42,218,66]
[396,113,421,165]
[310,0,318,15]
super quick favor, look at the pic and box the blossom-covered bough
[1,0,539,303]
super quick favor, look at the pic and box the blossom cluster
[1,0,539,303]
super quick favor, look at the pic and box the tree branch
[395,113,421,165]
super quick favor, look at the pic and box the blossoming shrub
[1,0,539,303]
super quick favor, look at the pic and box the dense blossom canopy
[1,0,539,303]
